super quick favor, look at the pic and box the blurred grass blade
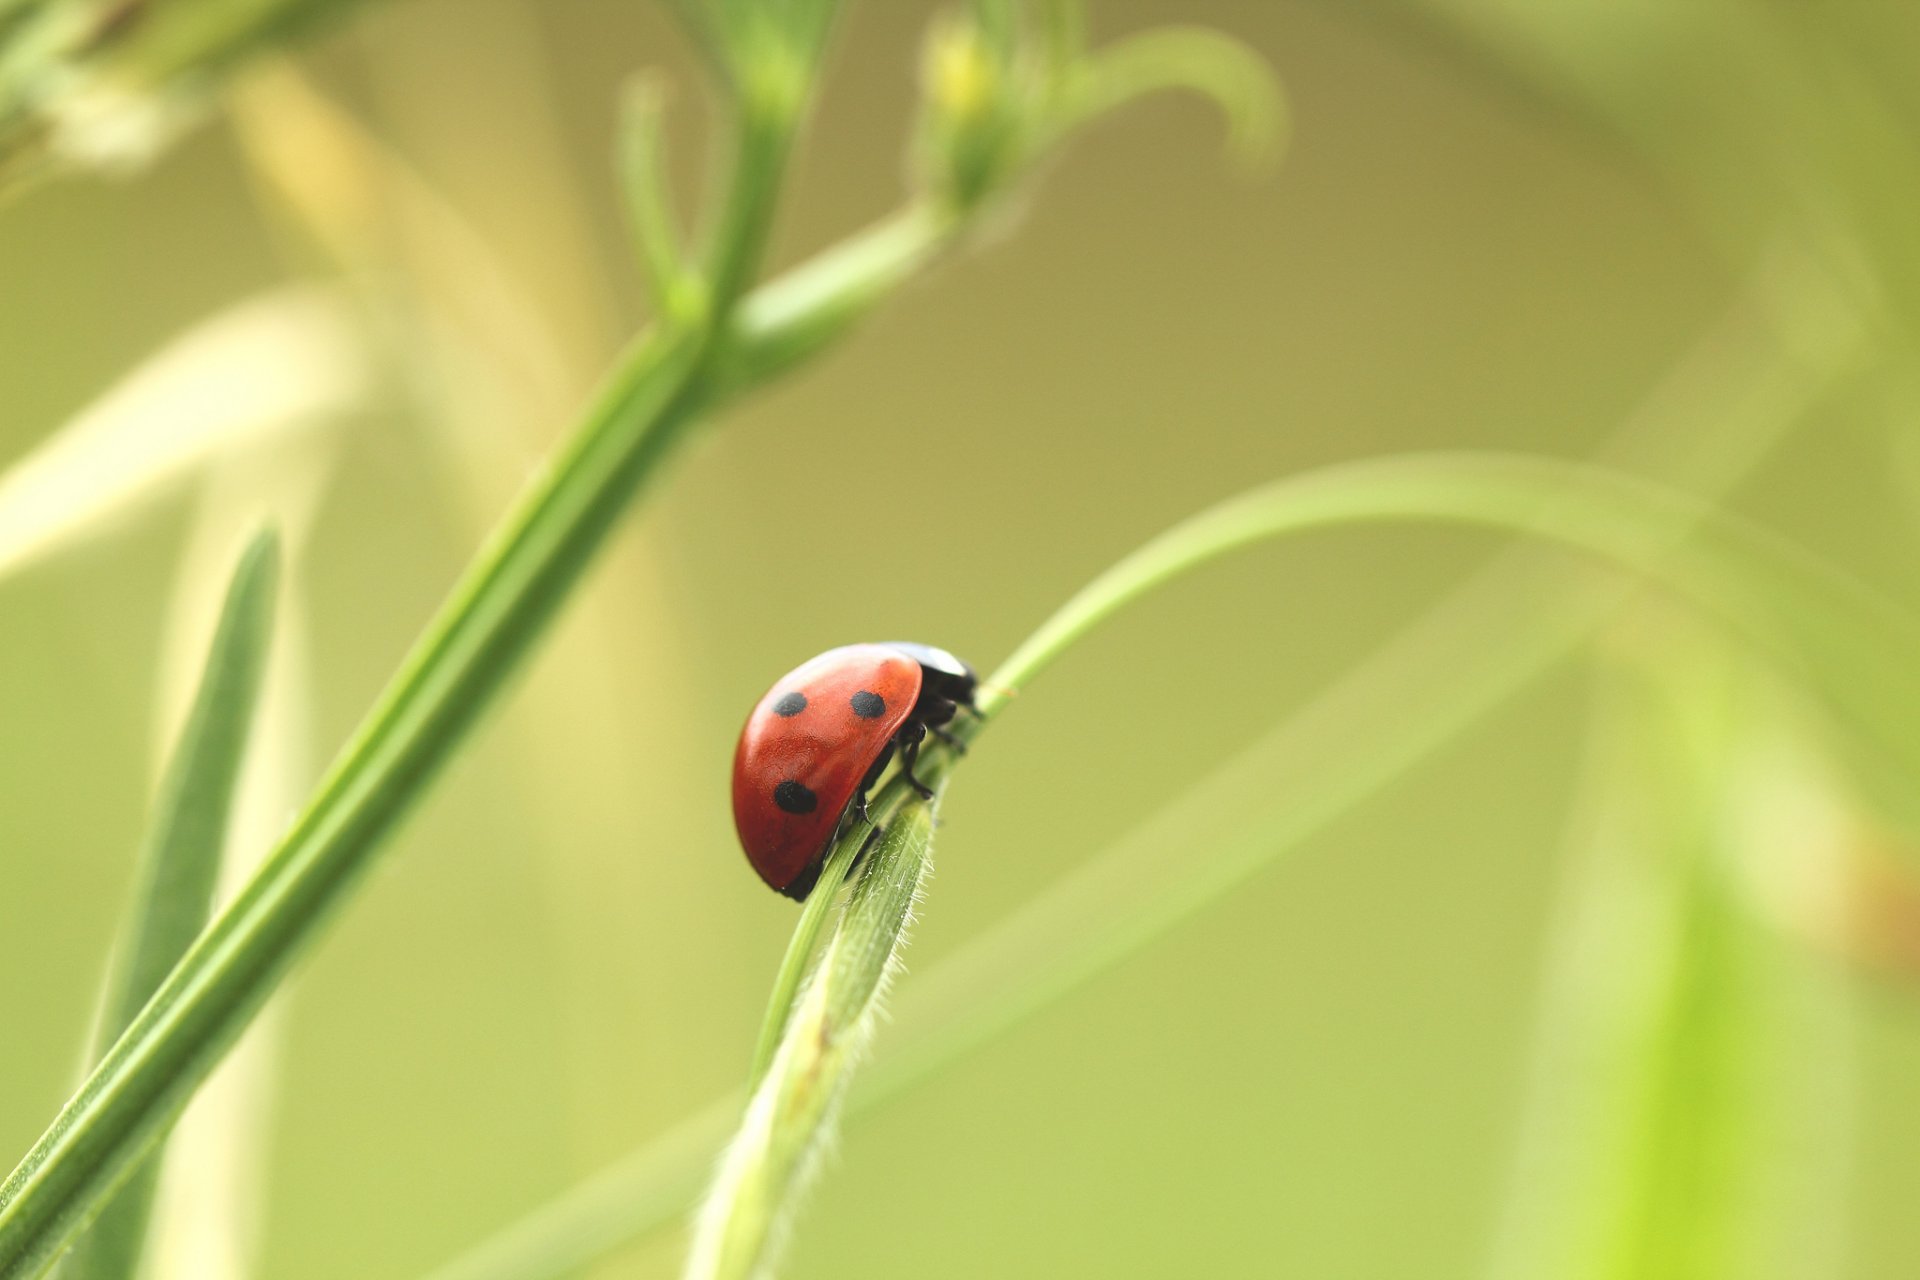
[1488,633,1858,1280]
[618,73,695,319]
[0,289,360,582]
[980,452,1920,833]
[1055,26,1290,165]
[141,478,321,1280]
[61,531,280,1280]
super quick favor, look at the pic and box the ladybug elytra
[731,642,977,899]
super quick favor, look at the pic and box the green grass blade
[61,530,279,1280]
[979,453,1920,813]
[687,805,937,1280]
[1488,636,1859,1280]
[0,320,712,1280]
[746,832,864,1088]
[86,532,281,1052]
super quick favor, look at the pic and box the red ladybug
[732,642,977,899]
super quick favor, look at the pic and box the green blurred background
[3,1,1918,1276]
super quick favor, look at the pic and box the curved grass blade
[420,454,1898,1280]
[977,453,1920,819]
[1053,25,1289,166]
[59,531,279,1280]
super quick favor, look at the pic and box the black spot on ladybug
[773,780,817,814]
[850,691,886,719]
[772,692,808,717]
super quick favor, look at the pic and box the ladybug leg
[897,723,936,800]
[855,742,895,827]
[914,696,969,755]
[928,722,968,755]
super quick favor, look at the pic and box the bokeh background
[3,1,1918,1276]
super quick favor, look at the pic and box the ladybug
[732,642,978,899]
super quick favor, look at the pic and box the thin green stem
[976,454,1920,745]
[618,74,696,320]
[1050,26,1289,165]
[724,204,954,389]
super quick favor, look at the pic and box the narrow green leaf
[688,805,936,1280]
[0,317,708,1280]
[62,530,279,1280]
